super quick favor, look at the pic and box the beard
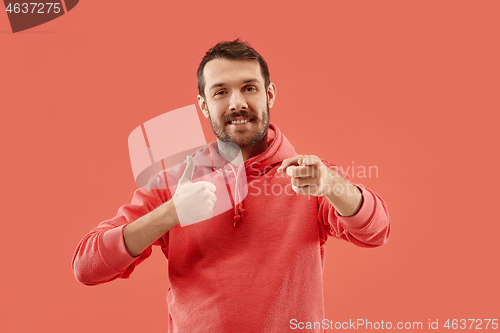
[207,104,270,148]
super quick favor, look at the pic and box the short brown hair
[197,38,270,99]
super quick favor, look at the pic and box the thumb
[179,156,195,183]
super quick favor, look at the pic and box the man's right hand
[123,156,216,257]
[172,156,217,227]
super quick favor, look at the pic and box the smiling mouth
[227,116,253,125]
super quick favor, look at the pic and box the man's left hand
[277,155,363,216]
[277,155,340,197]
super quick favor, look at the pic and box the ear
[197,95,209,118]
[267,82,277,108]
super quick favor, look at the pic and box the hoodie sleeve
[317,161,390,247]
[72,186,170,286]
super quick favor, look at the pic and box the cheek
[254,97,268,112]
[206,103,225,121]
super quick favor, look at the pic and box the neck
[241,133,269,161]
[217,133,269,164]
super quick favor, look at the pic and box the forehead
[203,59,264,87]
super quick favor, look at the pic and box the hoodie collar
[193,123,297,172]
[191,123,297,226]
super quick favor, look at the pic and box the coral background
[1,1,499,331]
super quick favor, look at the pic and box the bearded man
[73,39,390,333]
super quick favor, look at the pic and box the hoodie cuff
[335,186,375,230]
[100,225,138,272]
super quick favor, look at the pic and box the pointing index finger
[277,156,301,173]
[277,155,319,173]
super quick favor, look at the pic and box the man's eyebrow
[209,78,261,91]
[209,83,225,91]
[241,78,260,85]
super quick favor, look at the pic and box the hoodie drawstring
[207,144,248,226]
[233,165,246,226]
[224,163,246,226]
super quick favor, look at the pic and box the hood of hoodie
[152,123,297,226]
[193,123,296,173]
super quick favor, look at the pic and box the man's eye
[215,91,226,96]
[245,86,256,91]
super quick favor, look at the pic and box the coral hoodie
[72,123,390,333]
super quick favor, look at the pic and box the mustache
[225,111,255,123]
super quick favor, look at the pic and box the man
[72,39,390,333]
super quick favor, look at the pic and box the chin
[233,133,267,148]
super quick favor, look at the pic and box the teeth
[231,119,249,124]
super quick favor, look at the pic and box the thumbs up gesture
[172,156,217,227]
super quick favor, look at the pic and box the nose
[229,90,248,111]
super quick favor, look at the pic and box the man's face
[198,59,276,148]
